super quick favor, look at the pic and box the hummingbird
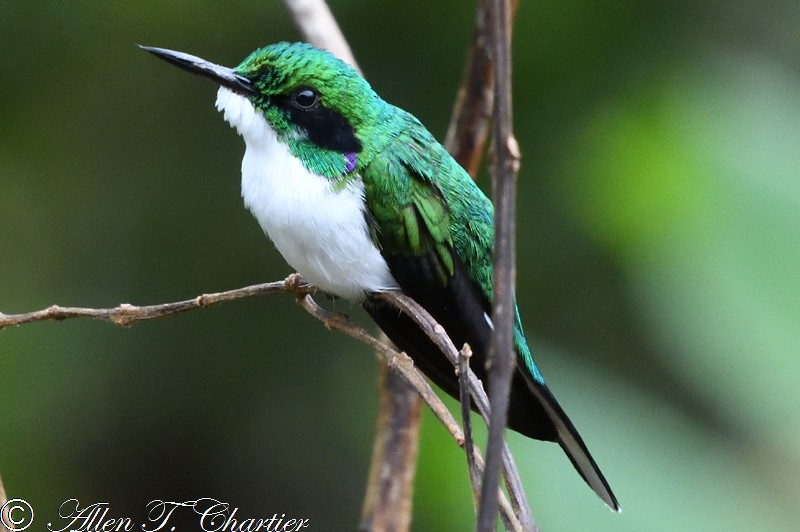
[141,42,619,511]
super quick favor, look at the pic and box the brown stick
[458,344,482,504]
[444,1,494,178]
[0,276,310,330]
[477,0,525,529]
[358,368,421,532]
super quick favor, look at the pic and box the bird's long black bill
[139,45,256,96]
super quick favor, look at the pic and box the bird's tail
[527,379,621,512]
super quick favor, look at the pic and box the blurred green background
[2,0,799,530]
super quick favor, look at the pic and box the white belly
[216,87,398,301]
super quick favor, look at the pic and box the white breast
[215,87,398,301]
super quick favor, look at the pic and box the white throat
[214,87,397,301]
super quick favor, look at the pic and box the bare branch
[0,276,312,331]
[444,2,494,178]
[458,343,481,502]
[359,368,422,532]
[477,0,526,529]
[442,1,531,528]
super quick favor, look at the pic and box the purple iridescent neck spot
[344,152,358,174]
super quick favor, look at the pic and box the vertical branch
[444,2,494,178]
[359,368,423,532]
[447,2,532,529]
[445,5,493,522]
[477,0,522,530]
[457,345,481,501]
[281,3,423,531]
[358,365,422,532]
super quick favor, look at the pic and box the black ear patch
[273,88,362,153]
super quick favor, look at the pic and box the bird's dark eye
[292,88,319,110]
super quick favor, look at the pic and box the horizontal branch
[0,275,314,330]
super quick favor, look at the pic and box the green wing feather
[362,114,541,382]
[362,123,457,288]
[360,113,542,383]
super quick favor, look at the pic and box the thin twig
[444,2,494,178]
[442,1,532,528]
[469,453,521,532]
[458,344,481,503]
[444,0,492,515]
[477,0,524,529]
[0,275,312,331]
